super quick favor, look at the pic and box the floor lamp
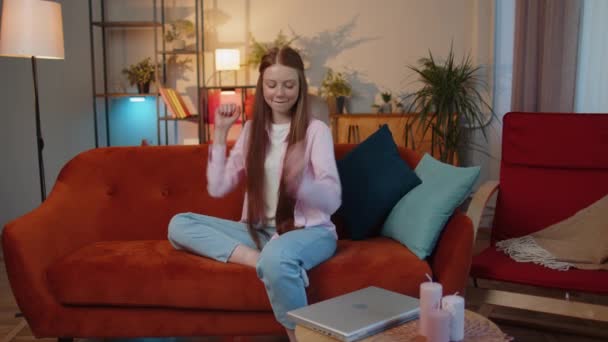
[0,0,65,202]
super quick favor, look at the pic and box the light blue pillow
[381,154,480,259]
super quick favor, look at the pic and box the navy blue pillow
[337,125,421,240]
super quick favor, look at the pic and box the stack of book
[159,87,192,119]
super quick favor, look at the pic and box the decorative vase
[137,81,151,94]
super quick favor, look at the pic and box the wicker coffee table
[295,309,511,341]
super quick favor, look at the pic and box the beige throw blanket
[496,194,608,271]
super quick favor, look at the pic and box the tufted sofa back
[51,143,422,241]
[51,145,243,241]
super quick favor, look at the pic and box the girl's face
[262,64,300,119]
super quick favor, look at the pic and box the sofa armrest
[431,211,474,295]
[466,180,499,239]
[2,184,105,333]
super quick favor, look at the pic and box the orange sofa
[2,144,474,339]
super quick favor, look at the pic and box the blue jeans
[167,212,337,329]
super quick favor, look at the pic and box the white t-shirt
[264,123,290,226]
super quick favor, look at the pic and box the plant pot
[326,96,337,114]
[382,103,392,114]
[172,39,186,51]
[137,82,151,94]
[336,96,346,114]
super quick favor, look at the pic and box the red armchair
[2,144,474,339]
[467,112,608,324]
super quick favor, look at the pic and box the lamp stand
[31,56,46,202]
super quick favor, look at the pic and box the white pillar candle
[419,281,442,337]
[426,309,450,342]
[441,295,465,341]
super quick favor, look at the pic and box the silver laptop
[287,286,420,342]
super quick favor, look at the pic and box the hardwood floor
[1,236,606,342]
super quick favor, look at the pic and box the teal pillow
[381,154,480,259]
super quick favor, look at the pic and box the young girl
[168,46,341,341]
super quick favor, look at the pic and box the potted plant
[380,91,392,113]
[320,68,352,114]
[406,46,495,165]
[165,19,195,50]
[395,102,405,114]
[246,30,299,68]
[122,57,158,94]
[371,104,381,114]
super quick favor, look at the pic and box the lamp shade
[0,0,65,59]
[215,49,240,71]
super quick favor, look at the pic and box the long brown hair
[245,47,310,249]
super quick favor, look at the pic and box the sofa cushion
[337,125,421,240]
[308,237,432,302]
[382,154,480,259]
[47,240,271,310]
[48,238,431,309]
[472,246,608,294]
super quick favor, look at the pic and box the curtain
[574,0,608,113]
[511,0,582,112]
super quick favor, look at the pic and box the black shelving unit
[89,0,162,147]
[89,0,205,147]
[156,0,205,145]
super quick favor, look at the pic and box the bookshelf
[89,0,165,147]
[159,115,200,122]
[156,0,205,145]
[157,50,198,55]
[89,0,205,147]
[95,93,156,98]
[91,21,161,28]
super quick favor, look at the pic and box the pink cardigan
[207,119,341,237]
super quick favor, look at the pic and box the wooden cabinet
[330,113,435,156]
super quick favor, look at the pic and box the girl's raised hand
[214,103,240,132]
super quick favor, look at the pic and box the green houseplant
[406,46,494,164]
[320,68,352,114]
[380,91,392,113]
[246,30,299,68]
[122,57,157,94]
[165,19,195,50]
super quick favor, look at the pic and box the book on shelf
[159,87,177,118]
[159,87,192,119]
[174,89,192,118]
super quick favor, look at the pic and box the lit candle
[419,281,442,337]
[441,295,465,341]
[426,309,450,342]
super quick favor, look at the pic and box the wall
[205,0,496,113]
[96,0,503,152]
[0,0,95,229]
[0,0,504,228]
[205,0,505,187]
[575,0,608,113]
